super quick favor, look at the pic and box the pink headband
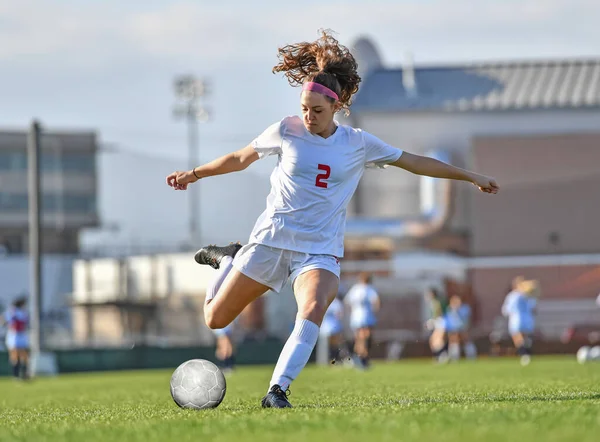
[302,82,339,101]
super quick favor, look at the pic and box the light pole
[27,120,42,368]
[172,75,210,248]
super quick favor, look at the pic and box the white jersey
[249,116,402,257]
[344,283,379,317]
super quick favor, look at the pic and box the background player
[213,320,237,375]
[457,297,478,360]
[320,289,348,365]
[345,272,380,369]
[502,279,539,365]
[425,288,449,362]
[1,296,30,380]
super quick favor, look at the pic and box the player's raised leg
[262,268,338,409]
[195,242,270,330]
[205,269,269,329]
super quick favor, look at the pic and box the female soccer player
[457,297,478,360]
[502,279,539,365]
[1,296,30,379]
[319,289,347,365]
[344,272,380,369]
[425,288,449,362]
[166,30,499,408]
[213,320,236,375]
[443,295,468,362]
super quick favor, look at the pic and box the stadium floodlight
[172,75,211,248]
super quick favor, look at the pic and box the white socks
[205,256,233,304]
[269,318,320,391]
[448,342,461,361]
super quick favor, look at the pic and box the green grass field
[1,357,599,442]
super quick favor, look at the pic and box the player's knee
[204,307,229,330]
[298,300,326,324]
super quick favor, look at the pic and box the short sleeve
[363,131,403,168]
[252,120,284,159]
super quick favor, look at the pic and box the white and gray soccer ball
[170,359,226,409]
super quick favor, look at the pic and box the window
[0,151,95,172]
[0,193,96,214]
[0,151,26,171]
[0,193,28,210]
[42,152,96,172]
[52,195,97,213]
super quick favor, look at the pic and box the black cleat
[261,385,293,409]
[194,242,242,269]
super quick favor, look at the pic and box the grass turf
[0,357,599,442]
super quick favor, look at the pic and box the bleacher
[535,299,600,339]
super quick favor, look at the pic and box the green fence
[0,337,289,376]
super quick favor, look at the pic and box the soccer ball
[170,359,226,409]
[590,346,600,361]
[576,346,590,364]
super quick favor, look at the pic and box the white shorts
[232,243,341,293]
[350,311,377,330]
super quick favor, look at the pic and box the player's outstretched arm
[166,144,259,191]
[391,151,499,194]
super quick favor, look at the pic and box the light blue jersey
[502,290,536,335]
[320,298,344,337]
[345,283,379,330]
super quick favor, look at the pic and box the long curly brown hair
[272,30,361,116]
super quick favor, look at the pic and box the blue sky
[0,0,598,249]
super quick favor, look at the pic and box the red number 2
[315,164,331,188]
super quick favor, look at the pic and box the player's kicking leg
[194,242,243,270]
[194,241,268,331]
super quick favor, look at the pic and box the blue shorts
[435,316,463,333]
[6,332,29,350]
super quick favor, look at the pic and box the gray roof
[352,59,600,112]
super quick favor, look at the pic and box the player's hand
[166,170,198,190]
[471,174,499,194]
